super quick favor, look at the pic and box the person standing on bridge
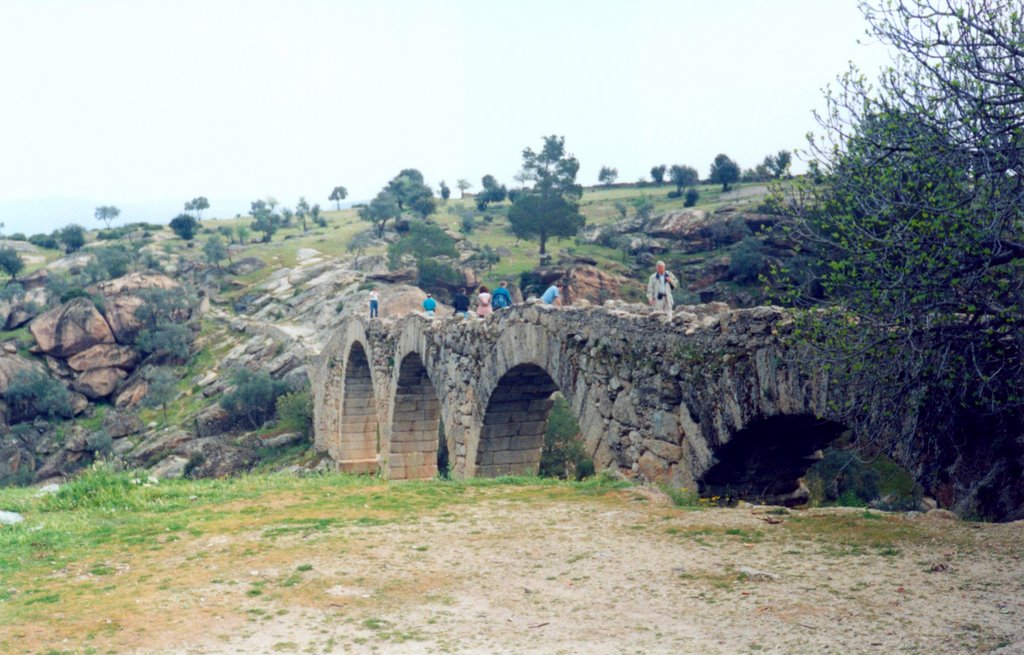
[368,288,379,319]
[476,285,493,318]
[453,289,470,319]
[647,261,676,319]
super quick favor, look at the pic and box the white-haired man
[647,260,676,319]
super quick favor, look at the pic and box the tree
[0,247,24,281]
[780,0,1024,498]
[169,213,200,241]
[386,168,437,217]
[669,164,699,195]
[456,179,472,198]
[650,165,667,185]
[598,166,618,186]
[328,185,348,210]
[709,154,740,191]
[519,135,582,200]
[94,205,120,229]
[296,197,311,233]
[508,193,584,256]
[235,224,250,245]
[387,221,457,270]
[57,225,86,253]
[476,174,507,211]
[510,135,585,255]
[184,196,209,219]
[250,199,280,243]
[204,234,229,270]
[358,190,401,237]
[310,203,326,228]
[766,150,791,179]
[220,368,289,429]
[141,367,178,424]
[439,180,451,202]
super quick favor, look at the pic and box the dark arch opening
[699,415,847,506]
[389,352,441,480]
[339,342,379,473]
[476,364,560,477]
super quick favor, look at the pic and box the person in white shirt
[369,289,379,318]
[646,261,676,319]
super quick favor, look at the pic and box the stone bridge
[311,302,859,503]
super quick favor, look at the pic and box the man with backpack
[491,281,512,310]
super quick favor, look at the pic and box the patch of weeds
[660,484,700,508]
[271,642,298,652]
[280,574,303,588]
[88,564,114,576]
[362,618,389,630]
[296,563,313,572]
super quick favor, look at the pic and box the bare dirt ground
[7,485,1023,655]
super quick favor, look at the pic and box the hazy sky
[0,1,892,233]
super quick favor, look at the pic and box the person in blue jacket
[422,293,437,318]
[492,281,512,310]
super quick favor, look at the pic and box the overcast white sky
[0,0,892,233]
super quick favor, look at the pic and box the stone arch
[475,363,561,477]
[387,351,442,480]
[337,340,380,473]
[697,414,847,505]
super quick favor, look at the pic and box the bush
[57,225,86,253]
[5,368,73,423]
[9,233,26,241]
[28,233,60,250]
[666,190,682,199]
[0,281,24,302]
[169,214,200,241]
[728,237,768,283]
[804,448,880,506]
[539,395,592,480]
[459,214,476,234]
[220,369,290,429]
[684,188,700,207]
[276,389,313,438]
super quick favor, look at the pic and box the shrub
[728,237,768,283]
[220,369,290,429]
[539,395,592,480]
[28,234,60,250]
[276,389,313,438]
[667,190,682,199]
[5,369,73,423]
[8,233,26,241]
[0,281,25,302]
[459,214,476,234]
[805,448,880,506]
[169,214,200,241]
[684,188,700,207]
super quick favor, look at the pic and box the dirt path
[112,490,1023,655]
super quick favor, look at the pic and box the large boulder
[73,367,128,400]
[91,273,180,343]
[29,298,116,358]
[228,257,266,276]
[565,265,621,306]
[67,344,139,373]
[102,410,144,438]
[114,375,148,410]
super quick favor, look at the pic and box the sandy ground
[97,490,1024,655]
[5,486,1022,655]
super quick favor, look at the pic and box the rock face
[565,265,620,305]
[29,298,116,358]
[73,367,128,400]
[66,344,139,372]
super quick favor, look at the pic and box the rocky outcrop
[565,265,620,305]
[73,367,128,400]
[29,298,115,358]
[185,442,258,479]
[92,273,180,343]
[228,257,266,276]
[66,344,139,372]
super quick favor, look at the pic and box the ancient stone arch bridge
[311,302,857,503]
